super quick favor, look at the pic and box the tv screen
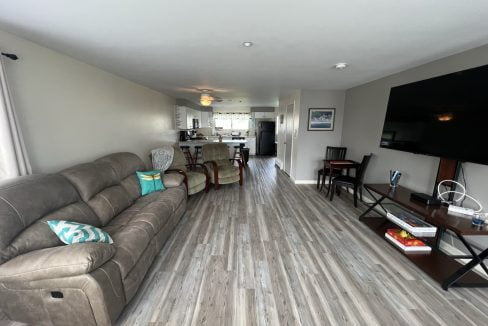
[380,64,488,165]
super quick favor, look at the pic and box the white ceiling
[1,0,488,107]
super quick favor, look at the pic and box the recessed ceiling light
[242,41,253,47]
[334,62,348,70]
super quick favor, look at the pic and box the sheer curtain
[0,56,31,179]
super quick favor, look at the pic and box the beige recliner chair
[167,145,209,195]
[202,143,243,190]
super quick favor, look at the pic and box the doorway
[284,102,294,175]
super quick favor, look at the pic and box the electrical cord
[460,163,467,206]
[437,179,483,213]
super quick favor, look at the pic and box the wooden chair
[180,145,194,164]
[317,146,347,191]
[329,154,372,207]
[202,143,243,190]
[193,145,203,163]
[233,143,246,167]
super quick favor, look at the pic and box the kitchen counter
[180,139,248,145]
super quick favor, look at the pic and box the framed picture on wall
[308,108,335,131]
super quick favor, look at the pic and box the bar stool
[193,146,203,164]
[180,146,193,165]
[233,143,246,167]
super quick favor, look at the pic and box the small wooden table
[322,159,359,195]
[360,183,488,290]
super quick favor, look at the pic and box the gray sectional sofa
[0,152,187,325]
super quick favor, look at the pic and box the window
[214,113,250,130]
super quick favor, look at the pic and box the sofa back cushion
[202,143,231,162]
[95,152,146,203]
[61,162,131,225]
[169,146,188,172]
[0,174,101,264]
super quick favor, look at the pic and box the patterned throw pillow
[136,170,165,196]
[47,220,113,244]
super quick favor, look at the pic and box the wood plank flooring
[117,157,488,326]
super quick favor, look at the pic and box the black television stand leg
[359,188,387,220]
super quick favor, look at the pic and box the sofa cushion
[96,152,147,203]
[208,165,240,179]
[135,186,186,212]
[61,163,119,202]
[0,243,115,282]
[108,226,152,278]
[202,143,230,162]
[169,145,188,172]
[61,163,132,225]
[95,152,146,181]
[0,174,101,264]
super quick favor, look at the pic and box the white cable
[437,179,483,213]
[437,180,466,203]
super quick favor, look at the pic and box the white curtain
[0,56,31,179]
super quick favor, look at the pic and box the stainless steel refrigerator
[257,121,276,156]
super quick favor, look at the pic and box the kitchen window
[214,112,250,130]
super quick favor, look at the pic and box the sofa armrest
[0,243,115,283]
[164,170,187,191]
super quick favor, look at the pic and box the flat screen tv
[380,64,488,165]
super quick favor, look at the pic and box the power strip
[447,205,475,216]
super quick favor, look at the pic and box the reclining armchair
[202,143,243,190]
[166,145,209,195]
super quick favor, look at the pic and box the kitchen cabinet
[200,111,212,128]
[253,112,275,119]
[176,106,210,129]
[175,106,187,129]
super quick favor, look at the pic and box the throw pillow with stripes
[47,220,113,244]
[136,170,165,196]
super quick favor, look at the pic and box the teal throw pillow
[47,220,113,244]
[136,170,165,196]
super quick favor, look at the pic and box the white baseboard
[294,180,317,184]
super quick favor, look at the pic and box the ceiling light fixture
[334,62,348,70]
[200,93,214,106]
[242,41,253,47]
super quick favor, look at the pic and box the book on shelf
[385,204,437,237]
[385,229,432,253]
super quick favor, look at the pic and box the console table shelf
[360,184,488,290]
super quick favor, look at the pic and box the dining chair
[317,146,347,191]
[329,153,373,207]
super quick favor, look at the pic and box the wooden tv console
[359,183,488,290]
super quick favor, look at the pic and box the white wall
[1,30,176,173]
[276,90,345,181]
[295,90,345,181]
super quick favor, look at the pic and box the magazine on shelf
[385,229,432,253]
[385,204,437,237]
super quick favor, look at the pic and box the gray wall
[342,44,488,208]
[295,90,345,181]
[1,29,177,173]
[342,44,488,250]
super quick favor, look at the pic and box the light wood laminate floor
[117,157,488,326]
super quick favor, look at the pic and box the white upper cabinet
[175,106,187,129]
[176,106,212,129]
[253,111,275,119]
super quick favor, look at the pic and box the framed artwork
[308,108,335,131]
